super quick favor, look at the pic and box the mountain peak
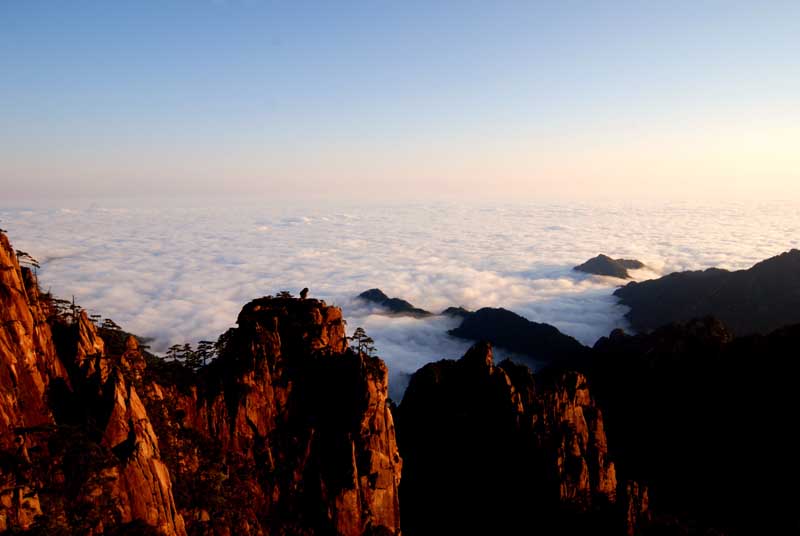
[574,254,645,279]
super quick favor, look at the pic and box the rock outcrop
[396,342,618,535]
[0,232,67,448]
[1,230,186,535]
[1,229,403,535]
[448,307,588,365]
[71,312,186,535]
[574,255,644,279]
[142,296,402,536]
[614,249,800,335]
[0,232,67,532]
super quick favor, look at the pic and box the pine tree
[101,318,121,331]
[166,344,183,361]
[348,327,376,356]
[196,340,216,366]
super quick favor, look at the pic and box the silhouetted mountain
[396,342,624,535]
[585,318,800,534]
[358,288,433,317]
[574,254,645,279]
[449,307,588,363]
[614,249,800,335]
[440,306,472,317]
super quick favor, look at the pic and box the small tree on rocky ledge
[101,318,122,331]
[166,344,183,362]
[349,327,376,357]
[16,249,40,271]
[196,340,216,366]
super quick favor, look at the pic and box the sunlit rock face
[0,232,67,447]
[1,231,65,533]
[2,230,185,535]
[1,229,403,535]
[141,296,402,536]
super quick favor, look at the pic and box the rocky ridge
[614,249,800,335]
[448,307,588,364]
[0,230,401,535]
[396,341,626,535]
[141,295,402,535]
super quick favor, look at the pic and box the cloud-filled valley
[3,200,798,398]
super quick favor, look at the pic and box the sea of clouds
[3,199,799,399]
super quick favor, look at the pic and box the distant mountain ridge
[615,249,800,335]
[358,288,433,317]
[448,307,588,363]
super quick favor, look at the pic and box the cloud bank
[2,200,798,399]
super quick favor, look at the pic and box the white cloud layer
[3,200,798,399]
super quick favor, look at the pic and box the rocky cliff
[0,229,403,535]
[0,232,67,448]
[0,231,68,531]
[141,296,402,536]
[1,230,186,535]
[396,341,622,535]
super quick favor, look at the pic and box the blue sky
[2,1,799,203]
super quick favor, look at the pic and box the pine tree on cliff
[196,340,215,366]
[102,318,122,331]
[69,295,82,323]
[166,344,183,361]
[15,249,40,270]
[349,327,376,356]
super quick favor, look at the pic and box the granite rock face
[143,296,402,536]
[74,315,186,536]
[0,231,186,535]
[1,229,403,535]
[1,232,67,532]
[0,232,67,448]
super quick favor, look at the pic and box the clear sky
[1,1,799,204]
